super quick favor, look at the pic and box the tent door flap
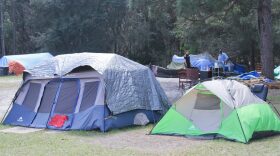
[47,79,80,129]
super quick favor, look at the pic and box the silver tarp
[27,52,170,115]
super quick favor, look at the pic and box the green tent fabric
[151,80,280,143]
[167,62,185,70]
[274,66,280,80]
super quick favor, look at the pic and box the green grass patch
[0,75,21,80]
[0,125,278,156]
[0,131,150,156]
[177,136,280,156]
[0,75,21,88]
[267,95,280,102]
[0,125,11,130]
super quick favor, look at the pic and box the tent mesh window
[194,92,221,110]
[22,82,42,110]
[37,82,59,113]
[54,81,79,114]
[79,81,100,112]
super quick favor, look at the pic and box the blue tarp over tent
[238,71,260,80]
[170,53,216,70]
[190,57,214,71]
[233,63,246,74]
[0,53,53,69]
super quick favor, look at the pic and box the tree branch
[185,0,238,22]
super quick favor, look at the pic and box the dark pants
[185,62,191,68]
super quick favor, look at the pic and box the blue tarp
[238,71,260,80]
[190,53,217,71]
[191,58,213,71]
[233,63,246,74]
[0,53,53,69]
[170,53,216,71]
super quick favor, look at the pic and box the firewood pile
[237,77,280,89]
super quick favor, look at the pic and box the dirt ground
[0,77,21,120]
[0,76,280,155]
[156,77,184,103]
[86,127,204,154]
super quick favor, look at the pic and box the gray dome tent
[3,53,170,131]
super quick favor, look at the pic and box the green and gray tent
[151,80,280,143]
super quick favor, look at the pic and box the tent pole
[148,111,159,135]
[234,107,248,143]
[269,102,280,117]
[1,101,13,123]
[227,83,248,143]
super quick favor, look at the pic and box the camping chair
[178,68,199,89]
[250,84,268,101]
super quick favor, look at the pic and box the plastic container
[0,67,8,76]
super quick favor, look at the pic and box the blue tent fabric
[264,78,273,83]
[4,101,161,131]
[169,53,216,70]
[0,53,53,69]
[189,53,216,71]
[3,103,37,126]
[233,63,246,74]
[238,71,260,80]
[191,58,213,71]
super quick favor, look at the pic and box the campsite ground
[0,76,280,156]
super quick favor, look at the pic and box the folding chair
[178,68,199,89]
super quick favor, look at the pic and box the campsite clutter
[0,51,279,144]
[155,52,279,90]
[2,53,170,131]
[149,51,280,143]
[229,71,280,89]
[164,52,244,81]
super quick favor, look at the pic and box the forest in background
[0,0,279,78]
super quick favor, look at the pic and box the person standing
[218,49,229,65]
[184,50,191,68]
[217,49,230,75]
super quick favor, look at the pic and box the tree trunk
[12,0,16,54]
[0,0,5,57]
[258,0,274,79]
[250,40,256,71]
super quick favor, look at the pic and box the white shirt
[218,52,229,64]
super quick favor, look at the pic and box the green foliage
[0,0,279,66]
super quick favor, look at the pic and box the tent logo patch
[188,125,196,130]
[17,117,23,122]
